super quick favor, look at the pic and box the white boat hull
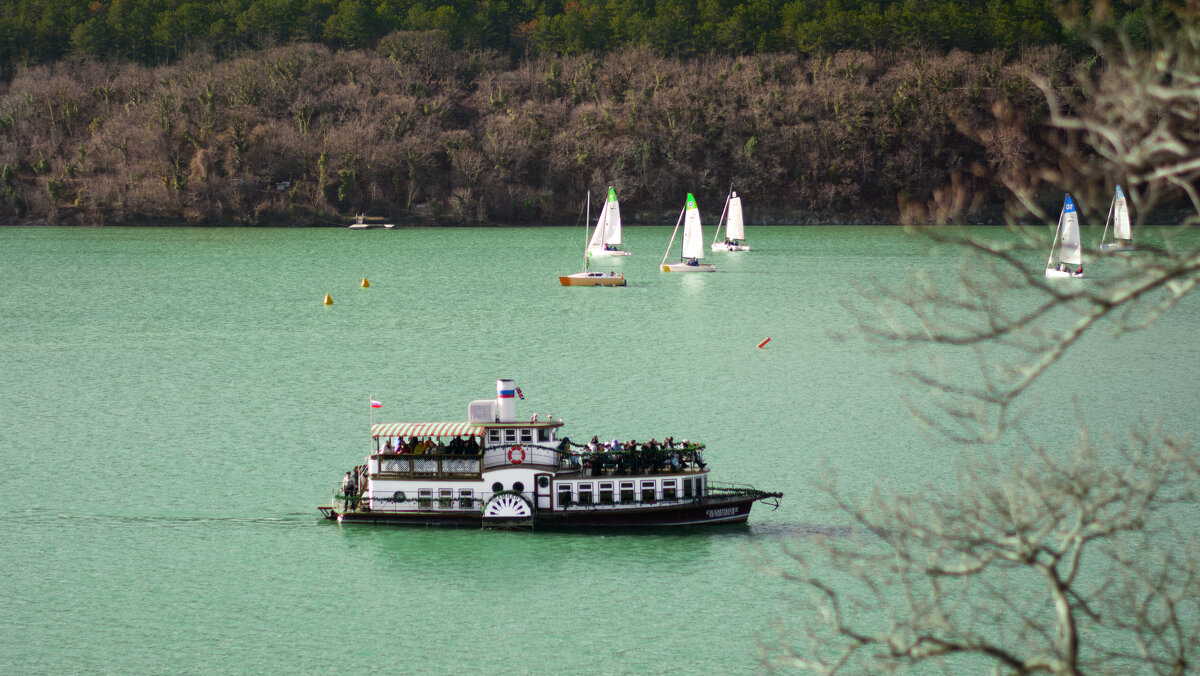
[662,262,717,272]
[1045,268,1083,278]
[710,243,750,251]
[1100,242,1132,252]
[587,248,632,257]
[559,272,627,286]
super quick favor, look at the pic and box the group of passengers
[570,435,706,476]
[381,435,480,455]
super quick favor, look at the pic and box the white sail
[587,202,606,252]
[1113,185,1131,241]
[681,193,704,260]
[603,187,623,245]
[1060,195,1082,266]
[726,191,745,240]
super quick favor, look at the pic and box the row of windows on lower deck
[557,476,706,507]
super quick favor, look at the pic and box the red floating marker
[757,337,771,349]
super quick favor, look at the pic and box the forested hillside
[0,1,1176,226]
[0,32,1084,226]
[0,0,1161,67]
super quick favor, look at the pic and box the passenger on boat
[686,257,698,266]
[1077,266,1083,275]
[465,436,480,454]
[531,413,538,422]
[383,438,394,453]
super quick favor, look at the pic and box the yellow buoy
[323,293,333,305]
[361,277,370,288]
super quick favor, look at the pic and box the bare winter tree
[765,6,1200,675]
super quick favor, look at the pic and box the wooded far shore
[0,33,1184,227]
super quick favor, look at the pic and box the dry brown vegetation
[0,33,1084,225]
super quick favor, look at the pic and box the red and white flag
[370,399,382,408]
[515,387,524,400]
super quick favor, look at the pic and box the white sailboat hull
[710,242,750,251]
[1100,242,1133,252]
[662,262,718,272]
[560,271,627,286]
[587,248,632,257]
[1045,268,1083,278]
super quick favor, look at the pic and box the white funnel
[496,379,516,422]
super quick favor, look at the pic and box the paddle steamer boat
[319,380,781,528]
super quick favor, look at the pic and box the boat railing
[372,453,482,477]
[481,443,563,469]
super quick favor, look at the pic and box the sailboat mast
[712,188,732,245]
[583,192,591,271]
[661,205,685,266]
[1100,191,1115,246]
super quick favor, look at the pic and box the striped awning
[371,422,485,438]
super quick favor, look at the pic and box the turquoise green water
[1,225,1196,673]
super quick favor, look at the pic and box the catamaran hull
[710,243,750,251]
[559,273,627,286]
[322,494,767,528]
[661,263,718,272]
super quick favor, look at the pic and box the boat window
[683,477,694,498]
[538,428,550,441]
[619,482,635,503]
[640,480,656,503]
[491,482,504,493]
[558,484,573,506]
[458,489,474,509]
[439,488,453,507]
[696,477,704,496]
[578,483,594,505]
[598,482,614,504]
[661,480,677,501]
[512,482,524,494]
[488,429,501,443]
[520,429,533,443]
[504,429,517,443]
[418,488,432,507]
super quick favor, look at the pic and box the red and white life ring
[507,446,526,464]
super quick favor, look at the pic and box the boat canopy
[371,422,485,438]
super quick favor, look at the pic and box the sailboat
[1099,185,1134,252]
[1046,194,1084,278]
[710,187,750,251]
[586,187,630,257]
[661,193,718,272]
[559,192,627,287]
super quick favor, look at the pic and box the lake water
[1,224,1195,673]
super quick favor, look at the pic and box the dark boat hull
[322,494,771,528]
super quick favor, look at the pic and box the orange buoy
[757,337,771,349]
[323,293,333,305]
[361,277,370,288]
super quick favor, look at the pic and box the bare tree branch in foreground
[767,7,1200,675]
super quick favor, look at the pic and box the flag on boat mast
[370,399,382,408]
[516,387,524,400]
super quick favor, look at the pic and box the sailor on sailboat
[711,187,750,251]
[1046,194,1084,278]
[661,193,718,272]
[1100,185,1134,252]
[587,187,631,257]
[560,192,627,286]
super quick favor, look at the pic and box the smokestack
[496,379,516,422]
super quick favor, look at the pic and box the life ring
[507,446,526,464]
